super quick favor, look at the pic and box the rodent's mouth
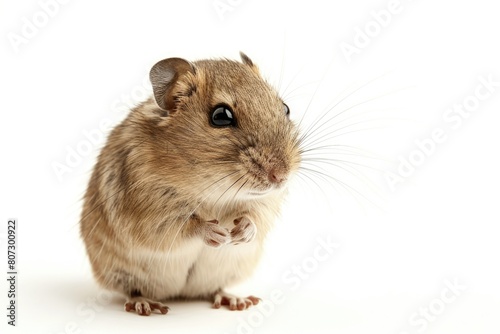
[244,169,290,198]
[246,183,285,197]
[247,189,272,197]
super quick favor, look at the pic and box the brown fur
[80,53,301,310]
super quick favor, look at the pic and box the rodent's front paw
[230,217,257,244]
[203,220,230,248]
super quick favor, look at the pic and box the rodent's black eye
[211,105,236,127]
[283,103,290,117]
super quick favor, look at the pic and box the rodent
[80,52,301,315]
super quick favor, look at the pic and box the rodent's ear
[149,58,195,111]
[240,52,259,74]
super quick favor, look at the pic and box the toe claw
[247,296,261,305]
[240,302,247,310]
[124,298,169,316]
[230,217,257,244]
[204,220,230,247]
[213,292,260,311]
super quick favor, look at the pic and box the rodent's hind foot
[124,297,169,316]
[212,291,260,311]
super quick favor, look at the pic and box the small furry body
[80,53,301,315]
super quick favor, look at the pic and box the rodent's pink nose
[268,169,287,184]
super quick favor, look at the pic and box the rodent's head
[147,53,301,203]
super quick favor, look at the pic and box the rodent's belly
[138,240,261,300]
[179,241,261,298]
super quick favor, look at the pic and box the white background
[1,0,499,333]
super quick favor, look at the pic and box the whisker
[298,166,382,210]
[294,168,335,202]
[300,149,389,164]
[280,64,305,99]
[300,106,405,151]
[300,157,386,173]
[301,118,376,151]
[298,73,388,145]
[160,170,243,269]
[282,80,320,102]
[296,58,335,130]
[212,174,247,211]
[301,88,410,148]
[300,159,384,200]
[276,35,287,94]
